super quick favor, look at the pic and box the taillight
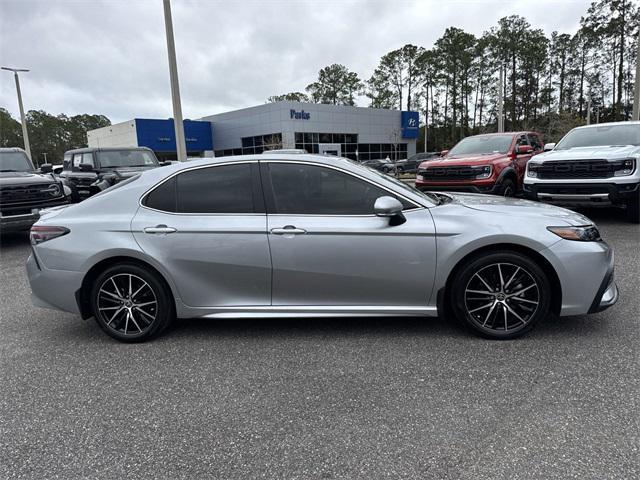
[30,226,70,244]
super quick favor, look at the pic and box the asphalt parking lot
[0,207,638,480]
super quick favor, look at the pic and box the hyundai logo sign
[290,109,311,120]
[401,111,419,139]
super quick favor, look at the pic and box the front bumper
[415,178,503,195]
[541,238,618,316]
[523,181,639,205]
[0,197,69,231]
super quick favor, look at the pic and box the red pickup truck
[415,132,544,196]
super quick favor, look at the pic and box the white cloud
[0,0,590,123]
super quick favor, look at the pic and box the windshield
[555,124,640,150]
[97,150,158,168]
[347,158,439,205]
[0,151,34,172]
[449,135,513,155]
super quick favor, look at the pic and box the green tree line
[0,108,110,165]
[269,0,639,151]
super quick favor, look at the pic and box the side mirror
[79,163,94,172]
[515,145,534,155]
[543,142,556,152]
[440,150,449,157]
[40,163,53,173]
[374,196,406,226]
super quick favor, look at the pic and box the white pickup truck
[523,121,640,223]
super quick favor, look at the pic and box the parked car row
[1,147,166,232]
[414,122,639,223]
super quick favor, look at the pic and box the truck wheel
[627,197,640,224]
[501,178,516,197]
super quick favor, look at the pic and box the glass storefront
[215,131,408,160]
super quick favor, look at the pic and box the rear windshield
[555,124,640,150]
[0,151,34,172]
[97,150,159,168]
[449,135,513,155]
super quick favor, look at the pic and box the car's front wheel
[450,252,551,339]
[90,263,174,342]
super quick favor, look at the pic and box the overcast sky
[1,0,591,123]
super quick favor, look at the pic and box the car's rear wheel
[90,263,174,342]
[450,252,551,339]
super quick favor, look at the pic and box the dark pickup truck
[60,147,163,202]
[0,147,69,231]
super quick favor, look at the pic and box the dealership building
[87,102,419,161]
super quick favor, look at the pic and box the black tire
[626,196,639,224]
[500,178,516,197]
[450,251,551,339]
[90,263,174,342]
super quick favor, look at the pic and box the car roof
[0,147,28,153]
[64,146,155,154]
[467,131,540,137]
[571,120,640,130]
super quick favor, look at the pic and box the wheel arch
[496,166,517,185]
[77,255,176,319]
[438,243,562,318]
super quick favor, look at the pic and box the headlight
[475,165,492,179]
[527,163,539,178]
[547,225,601,242]
[613,158,635,176]
[44,184,61,196]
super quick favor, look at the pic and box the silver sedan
[27,153,618,342]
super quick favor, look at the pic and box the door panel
[132,209,270,307]
[267,209,437,307]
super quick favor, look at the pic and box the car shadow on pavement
[164,315,466,341]
[0,230,30,249]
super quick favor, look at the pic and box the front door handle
[270,225,307,235]
[144,225,177,234]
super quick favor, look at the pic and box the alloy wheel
[464,262,540,333]
[96,273,158,336]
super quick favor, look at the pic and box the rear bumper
[523,181,640,205]
[27,251,83,315]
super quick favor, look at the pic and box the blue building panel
[135,118,213,152]
[401,111,419,139]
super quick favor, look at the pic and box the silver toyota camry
[27,153,618,342]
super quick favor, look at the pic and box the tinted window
[145,176,177,212]
[527,134,543,150]
[268,163,394,215]
[177,164,254,213]
[0,151,33,172]
[449,135,514,155]
[98,150,158,168]
[555,124,640,150]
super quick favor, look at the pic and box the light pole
[497,63,504,133]
[162,0,187,162]
[2,66,32,160]
[633,30,640,121]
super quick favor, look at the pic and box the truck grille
[0,184,59,205]
[418,166,480,181]
[533,160,631,179]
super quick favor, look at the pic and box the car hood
[0,171,57,186]
[420,153,505,168]
[108,166,157,177]
[536,145,640,162]
[445,192,593,226]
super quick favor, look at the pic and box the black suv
[60,147,162,202]
[396,152,440,174]
[0,147,69,231]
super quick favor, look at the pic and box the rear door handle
[144,225,177,234]
[270,225,307,235]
